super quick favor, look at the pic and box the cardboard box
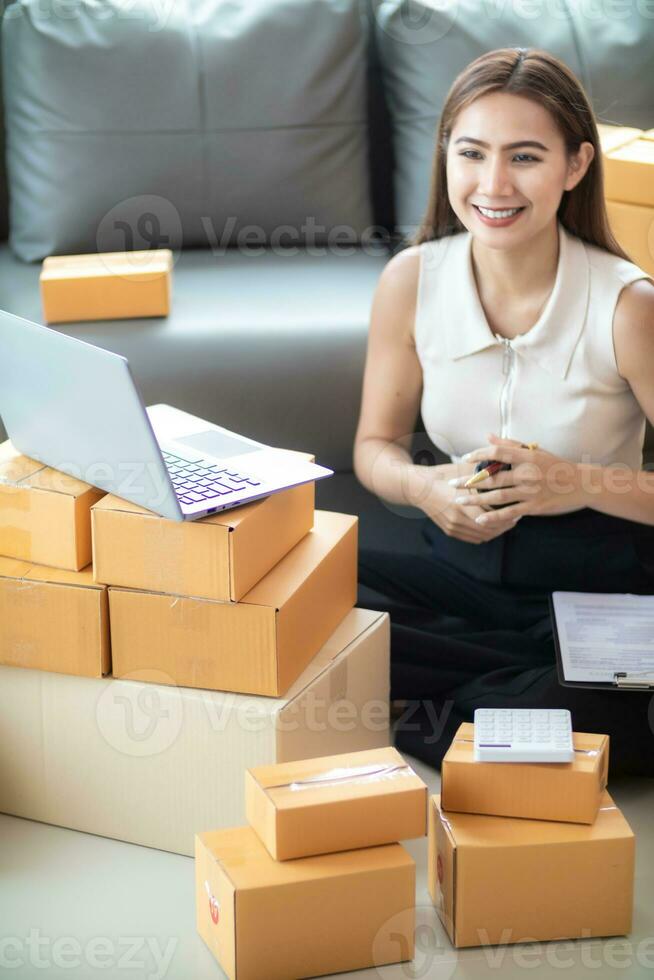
[92,478,314,601]
[441,723,609,824]
[0,557,109,677]
[597,123,642,154]
[428,792,634,948]
[40,248,172,324]
[606,199,654,276]
[109,509,357,696]
[0,441,105,570]
[0,608,390,854]
[604,138,654,207]
[245,745,427,860]
[196,825,415,980]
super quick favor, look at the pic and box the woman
[353,47,654,776]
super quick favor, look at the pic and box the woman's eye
[458,150,540,163]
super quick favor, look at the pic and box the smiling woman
[353,47,654,777]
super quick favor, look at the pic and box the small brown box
[0,557,109,677]
[40,249,172,324]
[0,441,105,571]
[245,746,427,860]
[429,792,634,948]
[92,474,314,601]
[196,825,416,980]
[441,722,609,824]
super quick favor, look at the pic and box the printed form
[552,591,654,684]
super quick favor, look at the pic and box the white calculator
[473,708,574,763]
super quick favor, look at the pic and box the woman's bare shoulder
[375,244,422,301]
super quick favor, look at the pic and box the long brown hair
[411,47,632,261]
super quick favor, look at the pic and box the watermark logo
[373,0,461,47]
[372,904,458,979]
[95,671,184,757]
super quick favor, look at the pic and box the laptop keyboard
[162,451,261,506]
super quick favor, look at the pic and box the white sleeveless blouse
[414,219,653,469]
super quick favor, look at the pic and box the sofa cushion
[2,0,373,261]
[375,0,654,238]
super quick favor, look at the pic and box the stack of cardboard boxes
[0,437,392,855]
[196,745,427,980]
[428,722,635,948]
[599,122,654,276]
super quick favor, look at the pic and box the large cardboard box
[196,825,415,980]
[0,608,390,855]
[604,138,654,207]
[441,723,608,824]
[92,478,314,601]
[606,199,654,276]
[109,509,357,696]
[0,557,109,677]
[428,792,634,948]
[40,249,172,324]
[245,745,427,860]
[0,441,104,570]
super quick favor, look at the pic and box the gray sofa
[0,0,652,555]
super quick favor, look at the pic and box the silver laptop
[0,309,333,522]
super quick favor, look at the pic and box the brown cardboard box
[604,138,654,207]
[0,441,104,570]
[606,199,654,276]
[109,510,357,696]
[196,825,415,980]
[0,557,109,677]
[441,722,609,824]
[245,746,427,860]
[92,478,314,601]
[40,249,172,324]
[0,608,390,855]
[597,123,642,154]
[428,792,634,948]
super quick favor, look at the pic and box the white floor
[1,754,653,979]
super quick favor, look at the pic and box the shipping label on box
[92,475,314,601]
[196,825,416,980]
[441,722,609,824]
[40,248,173,324]
[0,608,390,855]
[0,556,109,677]
[429,793,634,948]
[245,745,427,860]
[0,440,104,570]
[109,510,357,696]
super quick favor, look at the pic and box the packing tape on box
[453,737,600,756]
[266,761,416,794]
[169,594,211,633]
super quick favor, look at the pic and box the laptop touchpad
[178,429,260,458]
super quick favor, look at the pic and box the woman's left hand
[448,433,586,526]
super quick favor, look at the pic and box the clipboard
[550,593,654,692]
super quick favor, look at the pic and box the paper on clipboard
[552,591,654,685]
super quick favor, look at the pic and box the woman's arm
[578,277,654,524]
[353,248,519,543]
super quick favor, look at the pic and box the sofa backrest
[2,0,377,262]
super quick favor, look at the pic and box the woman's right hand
[419,463,520,544]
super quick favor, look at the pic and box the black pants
[357,508,654,777]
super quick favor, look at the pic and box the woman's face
[446,91,594,248]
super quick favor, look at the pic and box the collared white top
[414,219,652,469]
